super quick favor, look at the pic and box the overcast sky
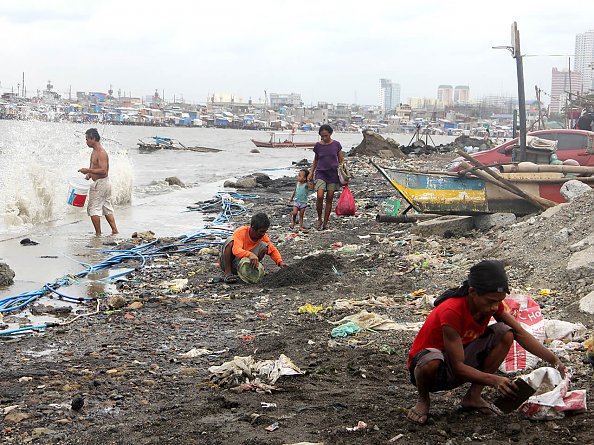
[0,1,591,106]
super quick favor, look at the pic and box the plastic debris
[160,278,188,292]
[298,303,324,314]
[330,310,423,332]
[346,420,367,432]
[519,367,587,420]
[261,402,277,409]
[537,288,552,296]
[179,348,212,358]
[331,321,362,338]
[208,354,303,389]
[265,422,279,432]
[544,319,587,341]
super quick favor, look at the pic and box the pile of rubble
[348,130,495,158]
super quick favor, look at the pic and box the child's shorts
[293,201,308,209]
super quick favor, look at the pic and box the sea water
[0,120,454,300]
[0,121,367,299]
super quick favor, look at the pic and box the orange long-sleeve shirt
[231,226,283,265]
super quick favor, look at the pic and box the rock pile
[348,130,405,158]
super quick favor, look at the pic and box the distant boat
[251,132,317,149]
[137,136,222,153]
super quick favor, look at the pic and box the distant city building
[378,78,400,113]
[454,85,470,104]
[437,85,453,107]
[575,30,594,92]
[269,93,303,108]
[408,97,438,109]
[550,68,582,114]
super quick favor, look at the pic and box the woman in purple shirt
[307,124,344,230]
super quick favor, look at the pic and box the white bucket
[67,178,91,207]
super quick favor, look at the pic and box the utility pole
[493,21,527,161]
[512,22,527,162]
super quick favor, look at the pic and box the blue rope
[0,192,253,336]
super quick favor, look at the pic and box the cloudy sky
[0,1,591,105]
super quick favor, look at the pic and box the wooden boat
[373,162,594,216]
[251,132,317,149]
[137,136,221,153]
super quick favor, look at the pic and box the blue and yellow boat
[373,163,542,216]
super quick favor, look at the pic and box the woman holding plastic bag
[307,124,346,230]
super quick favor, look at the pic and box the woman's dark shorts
[409,322,512,392]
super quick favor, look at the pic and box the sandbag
[499,294,545,373]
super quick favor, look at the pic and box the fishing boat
[373,161,594,216]
[251,132,317,149]
[137,136,221,153]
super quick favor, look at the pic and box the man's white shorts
[87,177,115,217]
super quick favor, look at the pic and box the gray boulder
[0,262,15,286]
[560,180,591,201]
[165,176,185,187]
[235,177,258,189]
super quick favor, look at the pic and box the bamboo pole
[457,153,556,209]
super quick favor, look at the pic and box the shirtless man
[78,128,118,235]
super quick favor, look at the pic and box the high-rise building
[454,85,470,104]
[550,68,582,114]
[437,85,453,107]
[575,30,594,92]
[378,78,401,113]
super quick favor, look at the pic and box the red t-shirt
[407,296,505,368]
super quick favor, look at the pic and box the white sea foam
[0,121,133,232]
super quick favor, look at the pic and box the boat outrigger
[251,132,317,149]
[137,136,222,153]
[373,160,594,217]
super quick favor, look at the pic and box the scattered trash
[208,354,303,389]
[389,434,404,442]
[346,420,367,432]
[298,303,324,314]
[331,321,362,338]
[330,310,423,332]
[518,367,587,420]
[179,348,212,358]
[20,238,39,246]
[160,278,189,292]
[538,288,552,296]
[261,402,277,409]
[544,319,587,341]
[265,422,279,432]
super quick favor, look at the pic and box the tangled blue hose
[0,192,254,336]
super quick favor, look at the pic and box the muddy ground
[1,154,593,445]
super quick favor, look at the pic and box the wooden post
[512,22,527,162]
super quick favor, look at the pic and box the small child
[289,168,309,232]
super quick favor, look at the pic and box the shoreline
[0,155,592,444]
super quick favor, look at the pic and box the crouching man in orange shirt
[219,213,287,283]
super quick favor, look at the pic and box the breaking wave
[0,121,133,232]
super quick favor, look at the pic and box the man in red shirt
[219,213,286,283]
[407,260,566,425]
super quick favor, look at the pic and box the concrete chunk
[539,203,568,219]
[567,245,594,280]
[474,213,516,230]
[411,215,474,237]
[579,291,594,315]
